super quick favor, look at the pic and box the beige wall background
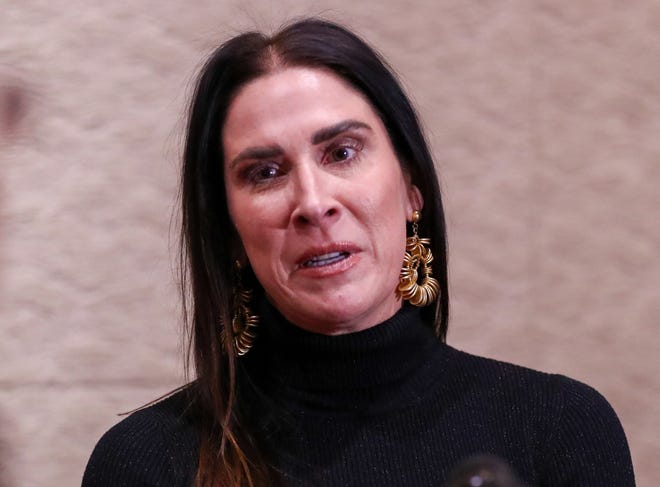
[1,1,658,485]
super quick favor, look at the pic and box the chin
[296,297,399,334]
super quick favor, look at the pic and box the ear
[406,184,424,221]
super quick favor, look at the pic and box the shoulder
[534,373,635,484]
[440,345,635,485]
[440,344,626,432]
[82,387,199,487]
[441,344,608,401]
[438,344,572,404]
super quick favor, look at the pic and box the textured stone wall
[1,1,658,485]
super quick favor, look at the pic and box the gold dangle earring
[228,261,259,356]
[396,211,440,307]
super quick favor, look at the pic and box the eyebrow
[311,119,372,145]
[228,146,283,170]
[228,119,372,170]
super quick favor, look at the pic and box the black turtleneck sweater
[82,304,635,486]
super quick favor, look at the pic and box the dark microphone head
[446,454,527,487]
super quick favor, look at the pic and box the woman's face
[223,67,420,335]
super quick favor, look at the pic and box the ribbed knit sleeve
[82,393,198,487]
[538,375,635,486]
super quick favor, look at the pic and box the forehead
[222,67,382,144]
[230,66,371,110]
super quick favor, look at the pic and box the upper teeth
[310,252,341,262]
[304,252,346,267]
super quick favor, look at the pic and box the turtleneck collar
[242,300,445,414]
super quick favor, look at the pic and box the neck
[242,300,443,413]
[271,297,405,336]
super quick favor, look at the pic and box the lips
[295,242,360,270]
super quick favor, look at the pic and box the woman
[83,18,634,487]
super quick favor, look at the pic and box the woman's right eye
[243,162,282,184]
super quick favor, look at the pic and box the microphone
[446,454,528,487]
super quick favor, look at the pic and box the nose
[290,163,340,228]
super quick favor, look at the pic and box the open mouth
[302,251,351,268]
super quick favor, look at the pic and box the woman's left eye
[328,144,359,163]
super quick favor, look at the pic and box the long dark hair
[180,17,449,486]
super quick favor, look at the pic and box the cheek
[358,178,409,256]
[371,172,411,225]
[226,187,261,258]
[231,215,282,289]
[226,189,286,266]
[383,179,412,254]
